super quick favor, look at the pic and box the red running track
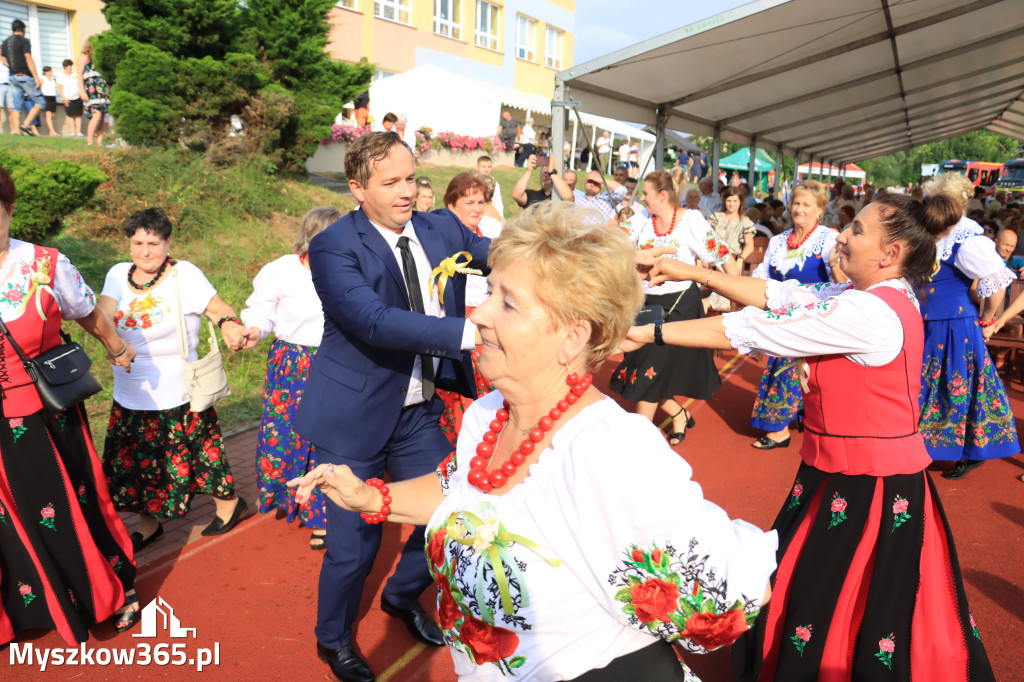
[2,352,1021,681]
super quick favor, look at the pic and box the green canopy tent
[718,147,776,194]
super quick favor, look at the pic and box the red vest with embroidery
[1,245,63,417]
[800,286,931,476]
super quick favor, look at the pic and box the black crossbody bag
[0,317,102,414]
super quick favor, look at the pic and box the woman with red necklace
[433,173,500,447]
[610,170,733,445]
[99,208,249,551]
[290,203,776,680]
[749,180,845,449]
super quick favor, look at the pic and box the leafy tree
[93,0,371,172]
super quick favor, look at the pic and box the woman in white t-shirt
[99,208,249,551]
[239,206,339,550]
[55,58,82,137]
[434,173,497,446]
[290,203,775,681]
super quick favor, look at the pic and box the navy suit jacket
[294,208,490,459]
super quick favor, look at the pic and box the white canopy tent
[797,163,868,181]
[367,64,655,169]
[549,0,1024,190]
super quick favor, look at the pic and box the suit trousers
[314,398,451,648]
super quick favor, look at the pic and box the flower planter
[306,141,348,174]
[417,148,514,168]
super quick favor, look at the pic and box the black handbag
[0,318,102,414]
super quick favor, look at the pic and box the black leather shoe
[942,459,985,480]
[316,642,375,682]
[201,497,248,536]
[380,596,445,647]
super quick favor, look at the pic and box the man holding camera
[512,154,574,209]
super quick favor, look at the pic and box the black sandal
[113,589,141,633]
[665,408,696,446]
[752,435,791,450]
[310,531,327,551]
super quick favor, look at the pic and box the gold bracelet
[705,271,714,287]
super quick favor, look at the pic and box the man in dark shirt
[496,110,519,152]
[1,19,44,135]
[511,154,573,208]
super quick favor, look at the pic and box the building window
[372,70,396,81]
[336,0,357,9]
[0,2,71,74]
[374,0,410,24]
[545,26,563,69]
[434,0,461,39]
[515,15,535,62]
[475,0,499,51]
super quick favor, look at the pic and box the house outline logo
[132,597,197,639]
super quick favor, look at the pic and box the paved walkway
[4,353,1023,681]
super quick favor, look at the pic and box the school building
[328,0,575,98]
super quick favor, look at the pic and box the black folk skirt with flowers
[732,462,995,681]
[103,402,235,519]
[0,402,135,645]
[610,287,722,403]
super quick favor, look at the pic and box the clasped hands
[620,248,708,354]
[219,322,262,351]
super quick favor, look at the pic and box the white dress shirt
[371,219,476,406]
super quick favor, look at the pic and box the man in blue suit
[296,132,490,682]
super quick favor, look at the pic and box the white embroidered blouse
[621,209,729,296]
[0,239,96,323]
[722,279,918,367]
[935,217,1015,299]
[427,392,777,680]
[751,225,837,282]
[240,254,324,347]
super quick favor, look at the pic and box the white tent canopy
[552,0,1024,175]
[367,64,656,151]
[797,163,867,181]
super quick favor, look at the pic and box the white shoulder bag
[172,266,231,412]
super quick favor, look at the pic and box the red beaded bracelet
[979,319,996,327]
[360,478,392,524]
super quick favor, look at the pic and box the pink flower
[41,505,55,518]
[830,497,847,513]
[792,483,803,497]
[878,638,895,653]
[78,484,86,496]
[970,613,977,627]
[19,583,31,596]
[9,417,23,428]
[795,626,811,642]
[893,498,908,515]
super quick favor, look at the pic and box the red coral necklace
[652,207,678,238]
[468,372,593,492]
[786,226,816,251]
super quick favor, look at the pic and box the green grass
[1,137,355,449]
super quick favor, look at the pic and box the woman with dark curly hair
[99,208,248,550]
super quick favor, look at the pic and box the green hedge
[0,150,106,242]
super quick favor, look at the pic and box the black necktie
[397,236,434,399]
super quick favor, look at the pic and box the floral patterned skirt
[0,404,134,645]
[255,339,325,529]
[750,356,802,432]
[733,462,995,681]
[103,402,234,519]
[610,288,721,403]
[919,317,1019,461]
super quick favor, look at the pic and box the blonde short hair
[791,179,828,212]
[488,202,644,370]
[475,173,496,203]
[923,172,972,216]
[294,206,343,256]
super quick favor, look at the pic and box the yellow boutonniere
[429,251,482,305]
